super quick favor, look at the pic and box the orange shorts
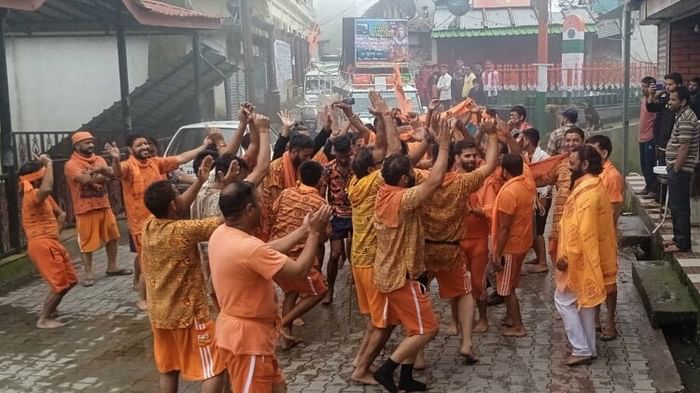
[352,266,395,328]
[75,208,120,253]
[275,268,328,298]
[431,263,472,300]
[27,238,78,293]
[461,237,489,301]
[220,350,285,393]
[151,319,224,381]
[385,280,439,336]
[496,252,527,296]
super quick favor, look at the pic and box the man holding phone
[637,77,658,198]
[647,72,683,163]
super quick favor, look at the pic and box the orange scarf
[19,167,46,192]
[281,151,298,189]
[70,151,98,166]
[529,153,569,180]
[125,156,159,196]
[374,184,406,228]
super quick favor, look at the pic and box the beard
[406,174,416,188]
[78,147,93,156]
[292,156,303,168]
[461,162,476,172]
[569,168,584,190]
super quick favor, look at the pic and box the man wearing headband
[19,155,78,328]
[64,131,131,287]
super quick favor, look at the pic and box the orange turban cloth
[72,131,94,145]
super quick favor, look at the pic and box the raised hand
[36,153,52,165]
[437,117,451,147]
[253,113,271,130]
[308,205,333,234]
[277,110,295,129]
[333,101,353,116]
[197,155,214,182]
[240,102,254,122]
[104,142,121,160]
[480,116,498,135]
[428,99,440,111]
[368,91,390,115]
[220,158,241,184]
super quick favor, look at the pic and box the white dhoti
[554,289,597,357]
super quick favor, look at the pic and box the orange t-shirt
[208,225,287,356]
[21,189,59,241]
[600,161,624,204]
[120,157,178,235]
[491,174,536,254]
[64,154,112,215]
[462,190,490,239]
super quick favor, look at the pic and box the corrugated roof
[136,0,221,20]
[432,5,597,37]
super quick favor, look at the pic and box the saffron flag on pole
[393,63,413,114]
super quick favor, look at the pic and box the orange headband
[19,166,46,192]
[72,131,94,145]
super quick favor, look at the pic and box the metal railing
[14,131,72,164]
[0,173,21,257]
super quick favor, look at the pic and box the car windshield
[165,127,237,157]
[352,91,422,117]
[305,77,334,94]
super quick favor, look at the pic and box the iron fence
[14,131,72,164]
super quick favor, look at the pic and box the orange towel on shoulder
[281,151,298,189]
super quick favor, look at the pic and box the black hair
[144,180,178,219]
[214,153,249,178]
[564,127,585,141]
[501,154,523,177]
[664,72,683,86]
[572,145,603,176]
[365,123,377,133]
[454,140,477,155]
[673,85,692,104]
[641,76,656,85]
[585,134,613,157]
[289,134,314,151]
[561,108,578,124]
[332,134,353,155]
[381,154,412,186]
[499,142,509,155]
[219,181,257,220]
[693,77,700,85]
[18,160,44,176]
[299,160,323,187]
[193,149,219,174]
[352,147,375,179]
[431,142,455,169]
[126,134,148,148]
[510,105,527,120]
[522,128,540,146]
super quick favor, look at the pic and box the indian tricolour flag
[561,14,586,91]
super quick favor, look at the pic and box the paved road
[0,244,682,392]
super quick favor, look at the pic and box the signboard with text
[354,19,408,68]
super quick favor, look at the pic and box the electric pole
[240,0,255,102]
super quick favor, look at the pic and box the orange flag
[529,153,569,180]
[393,64,413,114]
[307,24,320,58]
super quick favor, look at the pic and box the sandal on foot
[106,268,133,277]
[81,278,95,287]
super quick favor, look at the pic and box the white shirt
[531,146,551,197]
[437,73,453,101]
[483,70,500,97]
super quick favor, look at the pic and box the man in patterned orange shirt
[586,134,623,341]
[270,161,329,347]
[141,156,225,393]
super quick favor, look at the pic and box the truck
[301,61,340,131]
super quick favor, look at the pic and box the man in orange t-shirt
[491,154,536,337]
[208,181,331,393]
[19,156,78,329]
[64,131,130,287]
[586,134,624,341]
[118,133,212,310]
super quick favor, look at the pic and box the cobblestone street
[0,245,682,393]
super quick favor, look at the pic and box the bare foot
[293,318,305,326]
[447,320,459,336]
[529,264,549,274]
[473,319,489,333]
[564,355,592,366]
[502,326,527,337]
[459,350,479,365]
[600,326,618,341]
[37,318,65,329]
[136,299,148,311]
[50,310,60,319]
[524,258,538,265]
[351,370,378,385]
[501,316,514,327]
[321,293,333,306]
[279,327,302,350]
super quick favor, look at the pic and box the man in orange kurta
[19,156,78,329]
[586,134,624,341]
[491,154,536,338]
[118,133,212,310]
[64,131,129,287]
[554,145,615,366]
[417,130,499,361]
[269,161,329,347]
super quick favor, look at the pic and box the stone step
[632,260,698,329]
[618,215,651,255]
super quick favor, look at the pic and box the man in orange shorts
[269,161,329,348]
[141,157,225,392]
[455,140,495,333]
[209,181,331,393]
[19,155,78,329]
[491,154,535,337]
[371,114,458,393]
[417,123,499,363]
[117,133,213,310]
[587,134,623,341]
[64,131,131,287]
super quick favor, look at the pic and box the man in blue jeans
[637,77,657,198]
[665,86,700,253]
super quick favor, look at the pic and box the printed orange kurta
[556,175,616,307]
[261,154,298,239]
[269,185,326,259]
[533,158,571,242]
[348,170,384,268]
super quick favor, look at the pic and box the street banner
[354,19,408,68]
